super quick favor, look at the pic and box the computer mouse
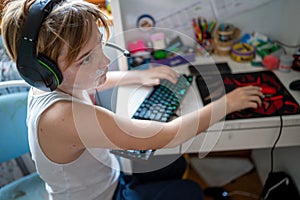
[289,80,300,91]
[261,86,276,94]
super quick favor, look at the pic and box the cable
[271,40,300,55]
[229,190,260,199]
[269,102,283,173]
[272,40,300,49]
[259,97,283,200]
[263,177,290,200]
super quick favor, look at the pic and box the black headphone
[17,0,64,91]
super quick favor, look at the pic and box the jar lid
[280,54,294,62]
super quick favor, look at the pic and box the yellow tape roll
[230,43,255,62]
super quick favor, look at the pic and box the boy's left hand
[140,66,179,86]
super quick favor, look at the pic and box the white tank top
[27,88,120,200]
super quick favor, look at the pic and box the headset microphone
[106,42,131,57]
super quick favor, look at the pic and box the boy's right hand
[225,86,264,114]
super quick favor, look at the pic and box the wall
[111,0,300,61]
[222,0,300,54]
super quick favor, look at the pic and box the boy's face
[57,22,110,91]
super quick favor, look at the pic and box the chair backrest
[0,80,30,163]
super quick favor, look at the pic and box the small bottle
[279,54,294,72]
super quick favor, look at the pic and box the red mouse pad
[196,71,300,120]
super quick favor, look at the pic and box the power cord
[267,98,283,173]
[204,187,261,200]
[270,114,283,173]
[260,96,283,200]
[228,190,259,199]
[272,40,300,49]
[272,40,300,54]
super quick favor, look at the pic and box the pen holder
[192,17,216,54]
[197,38,213,53]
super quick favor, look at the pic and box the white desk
[116,55,300,156]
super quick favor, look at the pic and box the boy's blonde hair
[1,0,110,68]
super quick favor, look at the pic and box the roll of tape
[213,37,234,55]
[217,23,235,42]
[231,43,255,62]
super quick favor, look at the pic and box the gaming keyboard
[110,74,193,160]
[132,74,193,122]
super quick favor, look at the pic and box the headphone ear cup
[37,54,63,90]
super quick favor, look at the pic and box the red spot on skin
[72,144,77,148]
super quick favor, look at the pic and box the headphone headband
[17,0,64,91]
[23,0,62,40]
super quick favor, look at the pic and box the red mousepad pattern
[196,71,300,120]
